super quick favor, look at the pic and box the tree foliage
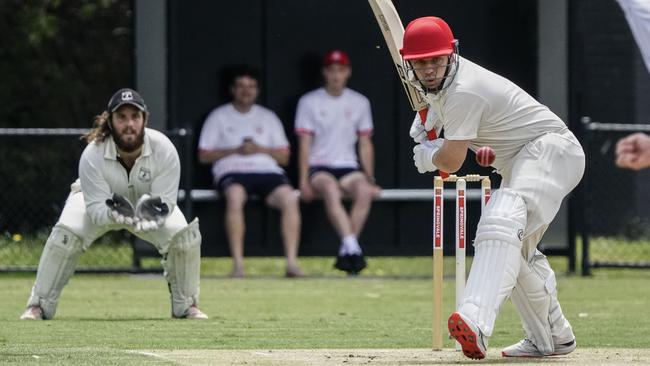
[0,1,133,233]
[0,0,133,128]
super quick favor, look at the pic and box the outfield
[1,257,649,365]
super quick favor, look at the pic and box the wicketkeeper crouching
[20,88,207,320]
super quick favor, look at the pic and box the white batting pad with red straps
[458,188,526,337]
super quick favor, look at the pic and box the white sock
[338,235,362,256]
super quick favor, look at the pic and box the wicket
[432,174,491,350]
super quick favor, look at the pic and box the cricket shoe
[502,338,576,357]
[174,305,208,320]
[350,254,367,273]
[334,255,354,274]
[448,312,487,360]
[20,306,43,320]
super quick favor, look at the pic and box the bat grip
[418,109,449,179]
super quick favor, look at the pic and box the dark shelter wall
[166,0,537,256]
[570,0,650,236]
[168,0,537,189]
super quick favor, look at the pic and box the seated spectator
[295,50,380,275]
[198,67,304,278]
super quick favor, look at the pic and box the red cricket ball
[476,146,496,167]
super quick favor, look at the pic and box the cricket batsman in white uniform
[20,88,207,320]
[401,17,585,359]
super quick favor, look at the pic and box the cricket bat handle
[418,108,449,179]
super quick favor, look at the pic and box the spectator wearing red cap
[295,50,380,275]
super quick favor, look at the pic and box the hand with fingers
[413,138,445,174]
[134,194,170,232]
[409,118,428,143]
[105,193,137,225]
[615,132,650,170]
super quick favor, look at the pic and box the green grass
[4,233,650,271]
[1,257,649,365]
[0,232,134,269]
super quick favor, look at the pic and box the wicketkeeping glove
[134,194,170,232]
[106,193,136,225]
[413,139,444,174]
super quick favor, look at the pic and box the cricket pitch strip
[134,347,650,365]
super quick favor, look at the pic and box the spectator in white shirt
[198,67,304,278]
[295,50,380,275]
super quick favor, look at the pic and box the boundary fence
[0,127,580,273]
[580,117,650,275]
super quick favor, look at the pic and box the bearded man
[20,88,208,320]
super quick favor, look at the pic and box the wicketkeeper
[20,88,207,320]
[402,17,584,359]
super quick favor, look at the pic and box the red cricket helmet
[400,17,456,60]
[400,17,460,94]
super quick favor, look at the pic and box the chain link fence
[10,122,641,275]
[580,117,650,274]
[0,128,192,272]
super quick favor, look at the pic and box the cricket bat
[367,0,427,112]
[367,0,449,178]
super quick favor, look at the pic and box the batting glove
[134,194,170,232]
[409,118,428,143]
[413,139,444,174]
[106,193,136,225]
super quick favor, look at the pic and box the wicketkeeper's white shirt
[198,103,289,181]
[78,128,180,228]
[415,56,568,171]
[295,87,373,168]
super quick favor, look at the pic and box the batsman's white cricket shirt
[198,103,289,181]
[78,128,180,227]
[295,87,373,168]
[416,56,568,171]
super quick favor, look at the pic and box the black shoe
[334,255,354,273]
[350,254,367,273]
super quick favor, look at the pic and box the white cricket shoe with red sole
[448,312,487,360]
[502,338,576,357]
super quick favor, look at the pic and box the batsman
[20,88,208,321]
[401,17,584,358]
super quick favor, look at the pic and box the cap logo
[121,91,134,101]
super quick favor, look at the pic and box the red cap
[323,50,351,66]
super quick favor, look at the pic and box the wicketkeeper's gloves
[106,193,136,225]
[134,194,170,232]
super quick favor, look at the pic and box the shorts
[217,173,290,199]
[308,166,359,180]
